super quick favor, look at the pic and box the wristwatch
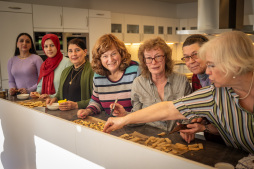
[204,124,210,133]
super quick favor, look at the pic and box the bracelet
[204,124,210,133]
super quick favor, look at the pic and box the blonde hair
[138,37,174,78]
[199,31,254,77]
[91,34,131,76]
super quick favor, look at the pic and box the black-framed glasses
[144,55,164,64]
[181,52,198,62]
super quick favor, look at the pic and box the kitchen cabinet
[124,14,142,43]
[33,4,63,32]
[33,5,89,32]
[141,16,158,41]
[63,7,88,33]
[0,1,33,89]
[111,13,180,43]
[111,13,125,41]
[123,14,157,43]
[179,18,197,42]
[157,17,180,43]
[88,9,111,60]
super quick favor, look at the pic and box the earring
[233,76,236,79]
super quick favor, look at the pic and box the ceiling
[153,0,197,4]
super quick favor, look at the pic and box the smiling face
[43,39,57,58]
[100,45,122,74]
[182,43,206,75]
[68,44,87,68]
[17,35,32,53]
[144,47,165,76]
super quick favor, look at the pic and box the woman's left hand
[59,101,78,111]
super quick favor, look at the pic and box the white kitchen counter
[0,98,213,169]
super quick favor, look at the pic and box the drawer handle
[96,13,105,16]
[8,6,22,10]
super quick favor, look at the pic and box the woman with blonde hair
[77,34,139,118]
[104,31,254,154]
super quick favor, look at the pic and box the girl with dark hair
[8,32,43,96]
[46,38,94,111]
[30,34,72,99]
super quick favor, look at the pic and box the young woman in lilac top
[8,33,43,95]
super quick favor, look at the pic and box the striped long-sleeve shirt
[87,61,140,115]
[173,84,254,154]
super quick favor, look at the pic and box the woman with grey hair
[104,31,254,154]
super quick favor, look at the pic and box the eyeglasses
[181,52,198,62]
[206,62,215,70]
[144,55,164,64]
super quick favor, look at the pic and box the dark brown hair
[182,34,208,48]
[14,33,37,56]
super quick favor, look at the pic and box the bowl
[47,103,59,110]
[17,94,29,100]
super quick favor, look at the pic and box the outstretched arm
[103,101,186,133]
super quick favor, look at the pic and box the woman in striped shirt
[77,34,139,118]
[103,31,254,154]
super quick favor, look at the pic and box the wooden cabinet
[33,4,63,32]
[33,5,89,32]
[88,9,111,60]
[63,7,88,32]
[0,1,33,89]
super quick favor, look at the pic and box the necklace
[239,71,254,100]
[69,66,84,85]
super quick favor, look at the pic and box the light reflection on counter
[34,136,104,169]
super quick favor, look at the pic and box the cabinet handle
[123,33,124,41]
[8,6,22,10]
[96,13,105,16]
[60,14,63,26]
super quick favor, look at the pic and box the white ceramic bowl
[17,94,29,100]
[47,103,59,110]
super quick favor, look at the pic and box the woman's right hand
[9,88,17,96]
[103,116,126,133]
[30,92,39,98]
[110,103,127,117]
[179,118,204,143]
[46,97,57,105]
[77,109,92,119]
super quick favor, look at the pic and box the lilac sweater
[7,54,43,93]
